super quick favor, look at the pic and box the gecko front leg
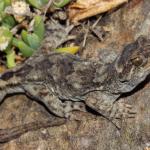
[22,83,86,118]
[85,91,136,121]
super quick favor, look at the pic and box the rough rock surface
[0,0,149,149]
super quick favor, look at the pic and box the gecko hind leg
[110,102,136,119]
[23,84,86,118]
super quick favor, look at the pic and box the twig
[0,118,66,143]
[82,21,90,48]
[43,0,53,20]
[92,15,102,29]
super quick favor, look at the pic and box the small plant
[0,26,15,68]
[0,0,75,69]
[0,0,45,68]
[12,15,45,57]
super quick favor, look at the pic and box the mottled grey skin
[0,36,150,121]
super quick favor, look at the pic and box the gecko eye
[131,57,143,66]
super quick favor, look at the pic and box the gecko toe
[114,102,136,119]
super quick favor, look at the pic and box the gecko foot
[111,102,136,119]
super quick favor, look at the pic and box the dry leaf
[55,46,80,54]
[68,0,128,23]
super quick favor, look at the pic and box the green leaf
[27,0,48,9]
[21,30,29,45]
[21,30,29,44]
[12,37,19,47]
[34,15,45,41]
[0,0,5,12]
[18,41,35,57]
[0,12,6,22]
[4,0,11,6]
[12,38,35,57]
[2,15,16,29]
[6,50,16,68]
[53,0,71,8]
[21,30,41,49]
[27,33,40,49]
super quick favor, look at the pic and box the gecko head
[115,36,150,85]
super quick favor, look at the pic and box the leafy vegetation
[0,0,75,69]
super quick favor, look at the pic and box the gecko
[0,36,149,122]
